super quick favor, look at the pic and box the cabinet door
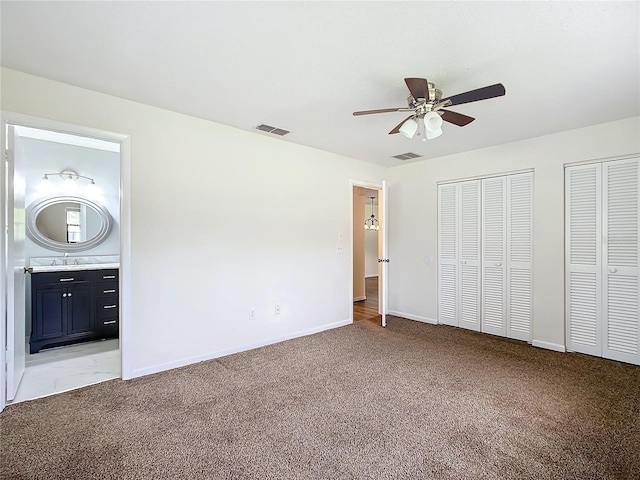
[36,287,66,339]
[602,159,639,365]
[67,285,95,335]
[482,176,507,337]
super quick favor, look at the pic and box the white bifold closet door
[566,158,639,365]
[481,173,533,340]
[437,180,481,331]
[438,172,531,339]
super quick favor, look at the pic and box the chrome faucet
[63,253,68,265]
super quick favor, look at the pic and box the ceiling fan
[353,78,505,140]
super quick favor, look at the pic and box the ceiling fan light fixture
[399,118,418,138]
[424,111,443,140]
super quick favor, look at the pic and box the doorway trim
[350,180,384,325]
[1,111,132,411]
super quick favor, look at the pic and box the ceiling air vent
[392,152,422,161]
[256,124,290,136]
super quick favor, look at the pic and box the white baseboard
[532,340,566,353]
[353,296,366,302]
[388,310,437,325]
[131,319,352,378]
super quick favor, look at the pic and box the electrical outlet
[274,304,281,315]
[249,308,256,321]
[336,245,344,254]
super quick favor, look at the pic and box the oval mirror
[26,195,113,252]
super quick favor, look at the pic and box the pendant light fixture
[364,196,379,231]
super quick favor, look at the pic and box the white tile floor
[9,339,120,404]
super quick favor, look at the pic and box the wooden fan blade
[353,108,408,116]
[441,83,505,107]
[388,115,414,135]
[440,109,475,127]
[404,78,430,101]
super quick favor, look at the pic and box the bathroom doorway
[3,120,127,405]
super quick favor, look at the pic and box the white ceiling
[1,1,638,167]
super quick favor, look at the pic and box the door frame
[350,180,386,326]
[1,112,132,411]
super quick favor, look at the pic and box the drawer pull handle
[103,275,116,279]
[103,320,117,325]
[103,304,117,309]
[103,289,116,294]
[59,278,75,282]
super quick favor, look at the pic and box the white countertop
[29,263,120,273]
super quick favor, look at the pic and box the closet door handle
[609,267,617,273]
[496,262,502,266]
[62,293,67,298]
[461,260,467,264]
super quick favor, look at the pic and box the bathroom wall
[17,135,120,260]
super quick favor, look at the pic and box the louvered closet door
[506,173,533,341]
[602,159,639,365]
[566,164,602,356]
[482,177,507,337]
[459,180,481,331]
[438,183,458,327]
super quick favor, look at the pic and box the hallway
[354,276,380,323]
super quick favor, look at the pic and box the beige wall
[387,116,640,350]
[364,220,379,278]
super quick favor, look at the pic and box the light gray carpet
[1,316,639,479]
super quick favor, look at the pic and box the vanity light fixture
[42,170,95,185]
[364,196,379,231]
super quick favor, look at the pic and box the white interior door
[5,125,26,401]
[506,173,533,341]
[459,180,481,331]
[380,180,388,327]
[602,159,639,365]
[566,164,602,356]
[481,176,507,337]
[438,183,458,326]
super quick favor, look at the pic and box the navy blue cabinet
[96,270,119,336]
[29,269,119,353]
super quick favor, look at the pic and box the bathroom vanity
[28,260,119,353]
[23,193,120,353]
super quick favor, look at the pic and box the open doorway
[4,124,122,404]
[352,184,384,326]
